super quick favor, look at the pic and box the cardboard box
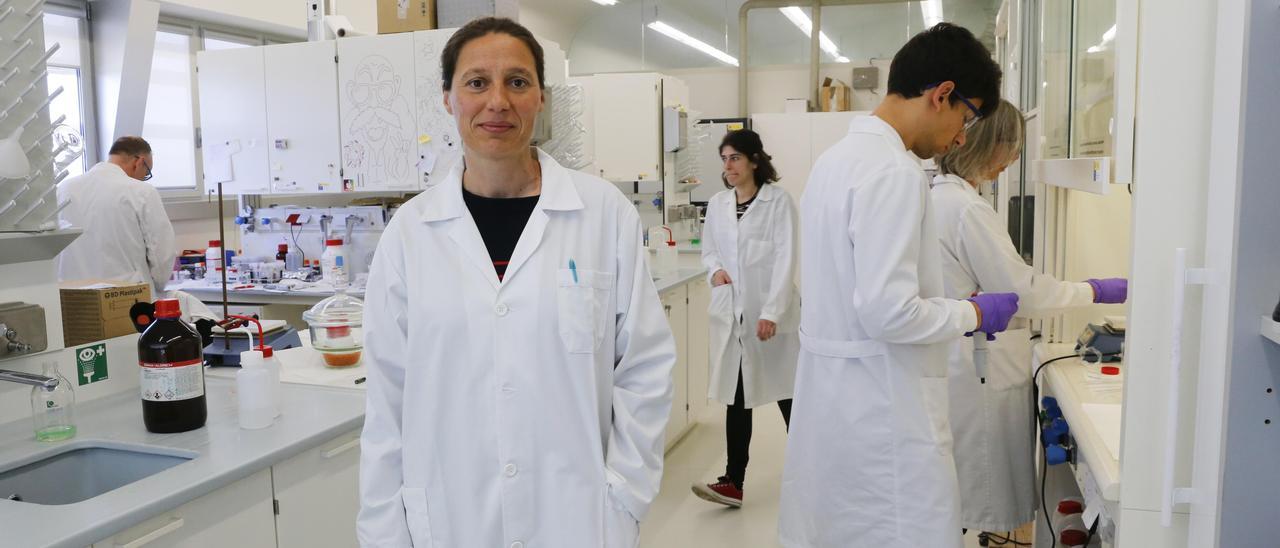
[377,0,436,34]
[60,280,151,346]
[784,98,810,113]
[819,77,852,112]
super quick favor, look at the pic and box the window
[42,11,90,177]
[142,30,198,191]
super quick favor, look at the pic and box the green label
[76,343,108,386]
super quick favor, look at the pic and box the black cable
[982,532,1032,546]
[1032,354,1075,548]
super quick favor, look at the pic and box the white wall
[636,60,890,120]
[156,0,376,36]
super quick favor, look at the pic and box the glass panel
[41,12,81,67]
[142,31,197,190]
[1039,0,1072,160]
[1072,0,1115,157]
[46,66,86,178]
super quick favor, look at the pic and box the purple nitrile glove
[1087,278,1128,304]
[967,292,1020,341]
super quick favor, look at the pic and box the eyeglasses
[923,82,982,131]
[137,156,153,181]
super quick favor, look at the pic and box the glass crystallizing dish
[302,290,365,368]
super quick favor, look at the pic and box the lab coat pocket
[920,377,954,456]
[603,491,640,548]
[986,329,1033,392]
[401,486,436,547]
[558,269,614,354]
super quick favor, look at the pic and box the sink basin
[0,441,196,505]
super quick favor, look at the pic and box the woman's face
[444,33,544,161]
[980,146,1019,182]
[721,145,757,188]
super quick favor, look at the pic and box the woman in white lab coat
[931,99,1128,538]
[357,18,676,548]
[692,129,800,508]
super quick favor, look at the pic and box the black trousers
[724,367,792,489]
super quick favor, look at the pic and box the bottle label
[139,358,205,402]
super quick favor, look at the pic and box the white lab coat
[931,174,1094,531]
[56,162,176,296]
[700,184,800,408]
[358,149,676,548]
[777,116,978,548]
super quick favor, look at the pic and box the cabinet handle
[1161,247,1209,526]
[322,438,361,459]
[115,517,185,548]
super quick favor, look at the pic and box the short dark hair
[441,17,544,92]
[108,136,151,157]
[887,23,1001,117]
[720,129,778,188]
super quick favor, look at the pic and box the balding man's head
[108,136,153,181]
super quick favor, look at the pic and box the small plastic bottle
[204,240,223,282]
[30,362,75,442]
[260,345,283,417]
[321,239,348,287]
[276,243,289,263]
[236,350,275,429]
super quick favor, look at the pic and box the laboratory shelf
[0,228,81,266]
[1260,316,1280,345]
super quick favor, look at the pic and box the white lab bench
[1034,343,1123,546]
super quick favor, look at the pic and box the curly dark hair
[719,129,778,189]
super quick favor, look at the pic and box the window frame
[148,16,297,201]
[43,2,99,174]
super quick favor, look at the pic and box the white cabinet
[263,41,343,194]
[591,73,662,183]
[752,112,862,207]
[273,429,361,548]
[685,279,710,424]
[662,286,689,448]
[196,48,270,195]
[338,34,419,192]
[413,29,461,187]
[92,469,276,548]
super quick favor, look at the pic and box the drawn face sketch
[346,55,414,183]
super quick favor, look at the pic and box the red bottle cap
[208,240,222,247]
[1101,366,1120,375]
[1060,529,1089,546]
[326,239,343,246]
[278,244,289,252]
[154,299,182,319]
[1058,500,1084,514]
[258,345,273,358]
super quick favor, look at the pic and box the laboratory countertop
[170,268,706,305]
[0,379,366,548]
[1035,343,1123,509]
[654,267,707,293]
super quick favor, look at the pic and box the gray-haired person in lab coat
[57,136,175,296]
[931,99,1127,541]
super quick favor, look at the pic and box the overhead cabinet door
[338,33,419,191]
[264,41,343,194]
[196,47,269,194]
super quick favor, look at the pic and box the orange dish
[322,351,362,368]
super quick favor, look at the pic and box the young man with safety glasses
[777,22,1018,548]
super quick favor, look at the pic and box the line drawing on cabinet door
[342,54,415,188]
[416,30,461,184]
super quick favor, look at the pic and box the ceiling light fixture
[778,7,850,63]
[921,0,944,28]
[647,21,740,66]
[590,0,617,5]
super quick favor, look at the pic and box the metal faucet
[0,368,58,390]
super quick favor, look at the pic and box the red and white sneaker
[691,476,743,508]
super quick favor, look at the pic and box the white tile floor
[640,406,1021,548]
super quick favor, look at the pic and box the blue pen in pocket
[569,258,578,284]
